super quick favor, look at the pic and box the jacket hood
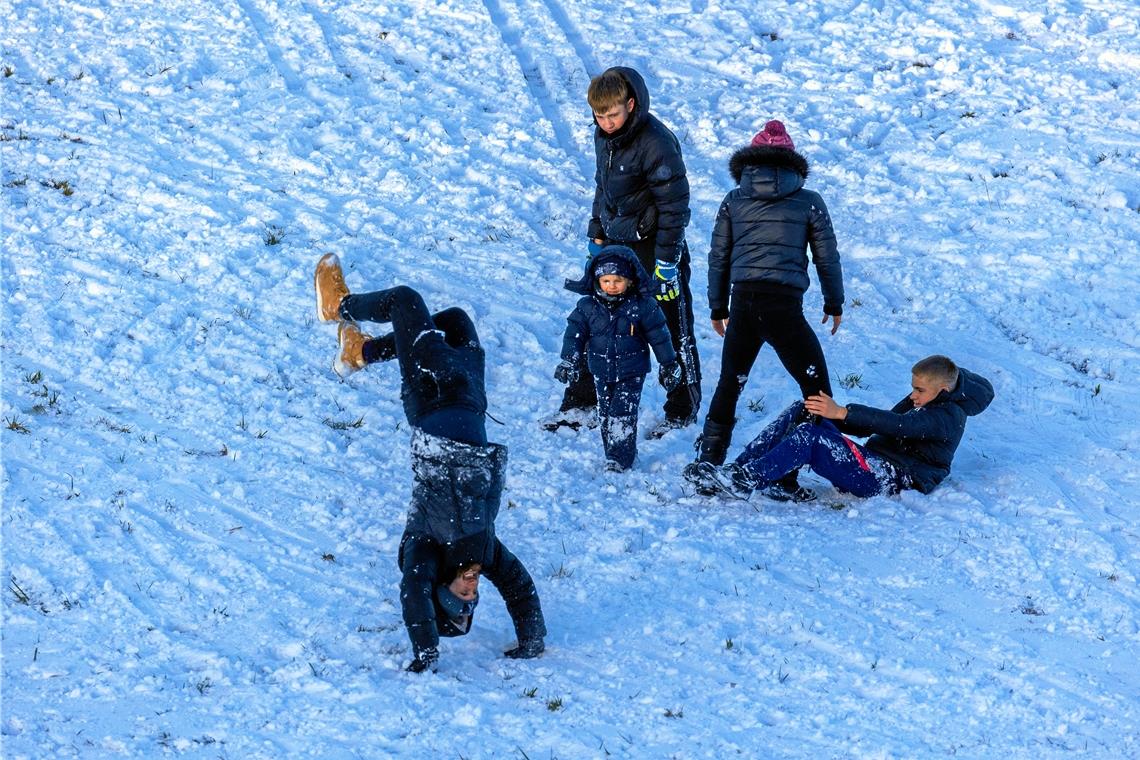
[729,145,810,183]
[596,66,651,143]
[582,244,655,299]
[943,367,995,417]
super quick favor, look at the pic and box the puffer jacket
[401,329,487,430]
[707,145,843,319]
[560,246,676,383]
[840,368,995,493]
[588,67,691,266]
[405,428,507,544]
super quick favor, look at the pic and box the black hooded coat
[707,145,843,319]
[587,67,691,267]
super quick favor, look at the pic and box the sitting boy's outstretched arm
[804,392,847,421]
[812,391,961,443]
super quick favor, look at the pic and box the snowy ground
[3,0,1140,757]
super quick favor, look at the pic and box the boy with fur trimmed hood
[555,245,682,471]
[695,120,845,499]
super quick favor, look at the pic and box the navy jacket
[402,329,487,437]
[561,246,676,384]
[588,67,691,266]
[405,429,507,545]
[840,368,994,493]
[707,145,843,319]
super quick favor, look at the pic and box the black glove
[658,360,682,391]
[406,646,439,673]
[554,358,578,385]
[504,638,545,659]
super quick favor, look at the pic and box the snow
[3,0,1139,757]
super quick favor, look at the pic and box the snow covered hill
[3,0,1139,757]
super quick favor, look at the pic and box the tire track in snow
[481,0,594,179]
[234,0,312,101]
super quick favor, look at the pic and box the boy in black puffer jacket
[555,246,682,471]
[552,66,701,437]
[314,256,546,673]
[684,356,994,501]
[695,120,845,494]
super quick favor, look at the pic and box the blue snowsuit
[560,247,677,469]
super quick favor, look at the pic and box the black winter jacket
[588,67,691,266]
[561,246,677,383]
[405,429,507,545]
[840,368,994,493]
[707,145,843,319]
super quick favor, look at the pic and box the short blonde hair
[588,70,632,112]
[912,355,959,389]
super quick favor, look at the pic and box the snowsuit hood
[565,244,655,296]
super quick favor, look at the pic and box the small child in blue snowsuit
[555,245,682,471]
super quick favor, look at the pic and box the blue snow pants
[735,402,901,497]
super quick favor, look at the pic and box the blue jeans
[735,402,900,497]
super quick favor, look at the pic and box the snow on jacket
[839,368,995,493]
[405,428,507,544]
[560,246,677,383]
[587,66,691,266]
[707,145,843,319]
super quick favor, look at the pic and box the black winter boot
[695,419,734,465]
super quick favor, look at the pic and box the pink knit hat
[751,120,795,150]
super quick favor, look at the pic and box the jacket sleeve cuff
[587,219,604,240]
[824,303,843,317]
[710,308,729,321]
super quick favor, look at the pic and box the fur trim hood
[729,145,810,183]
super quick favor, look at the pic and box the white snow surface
[3,0,1140,757]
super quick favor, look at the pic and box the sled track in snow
[482,0,593,176]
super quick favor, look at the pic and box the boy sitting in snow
[314,255,546,672]
[683,355,993,501]
[555,245,682,472]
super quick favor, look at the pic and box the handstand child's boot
[314,253,349,322]
[333,321,371,378]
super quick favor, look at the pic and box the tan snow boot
[334,321,371,378]
[314,253,349,322]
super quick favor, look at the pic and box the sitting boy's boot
[406,646,439,674]
[504,638,545,659]
[333,321,371,378]
[314,253,349,322]
[682,461,751,500]
[695,419,733,465]
[759,471,817,503]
